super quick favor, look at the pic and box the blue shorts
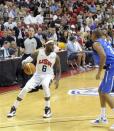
[99,65,114,93]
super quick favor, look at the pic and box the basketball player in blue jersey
[7,40,61,119]
[90,30,114,129]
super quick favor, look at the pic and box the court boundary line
[0,115,114,129]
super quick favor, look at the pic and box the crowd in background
[0,0,114,71]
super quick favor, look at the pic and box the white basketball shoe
[91,115,108,125]
[43,106,52,118]
[7,106,16,118]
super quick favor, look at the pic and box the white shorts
[24,72,54,92]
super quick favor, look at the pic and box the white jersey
[36,48,57,75]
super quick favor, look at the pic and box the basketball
[23,63,36,75]
[58,42,66,49]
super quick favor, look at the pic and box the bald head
[91,30,102,41]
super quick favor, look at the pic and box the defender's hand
[96,72,101,80]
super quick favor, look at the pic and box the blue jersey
[93,38,114,65]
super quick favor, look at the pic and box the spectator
[24,10,36,25]
[9,41,18,57]
[47,27,57,41]
[35,11,44,25]
[1,41,10,58]
[58,30,69,43]
[0,30,8,47]
[4,17,17,30]
[88,3,96,13]
[67,36,86,71]
[13,21,25,47]
[50,3,59,13]
[35,27,46,45]
[6,29,15,43]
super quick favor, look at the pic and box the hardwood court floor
[0,69,114,131]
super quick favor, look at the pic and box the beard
[49,48,54,52]
[46,47,54,53]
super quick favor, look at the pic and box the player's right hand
[96,72,100,80]
[22,60,27,69]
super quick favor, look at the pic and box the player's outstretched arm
[54,54,61,89]
[22,50,39,67]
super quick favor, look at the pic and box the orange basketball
[23,63,36,75]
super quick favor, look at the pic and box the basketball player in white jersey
[7,40,61,118]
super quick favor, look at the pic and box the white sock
[13,100,20,109]
[101,107,106,117]
[45,100,50,107]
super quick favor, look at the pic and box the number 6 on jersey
[42,65,47,72]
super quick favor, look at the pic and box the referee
[18,27,42,88]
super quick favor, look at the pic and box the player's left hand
[54,80,59,89]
